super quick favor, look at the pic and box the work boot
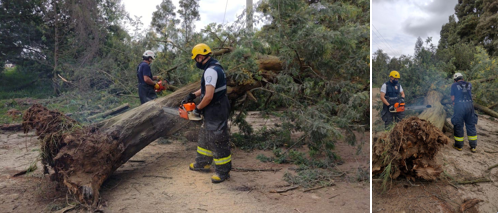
[189,163,211,172]
[453,145,462,151]
[470,147,477,153]
[211,173,230,183]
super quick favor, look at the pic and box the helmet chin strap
[202,56,210,64]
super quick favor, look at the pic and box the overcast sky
[372,0,458,58]
[121,0,248,36]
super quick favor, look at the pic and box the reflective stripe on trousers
[214,155,231,165]
[197,146,213,157]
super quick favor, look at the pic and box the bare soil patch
[0,111,369,212]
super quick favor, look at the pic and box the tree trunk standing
[52,0,60,96]
[246,0,253,31]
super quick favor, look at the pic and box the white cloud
[121,0,247,35]
[372,0,458,58]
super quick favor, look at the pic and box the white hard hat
[143,50,156,60]
[453,72,463,80]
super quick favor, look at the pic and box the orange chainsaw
[390,102,431,113]
[162,101,202,121]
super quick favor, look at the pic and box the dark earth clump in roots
[372,116,450,181]
[22,104,122,207]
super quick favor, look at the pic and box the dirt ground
[0,111,369,213]
[372,88,498,213]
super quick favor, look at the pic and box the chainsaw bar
[406,105,432,110]
[162,107,179,115]
[162,107,202,121]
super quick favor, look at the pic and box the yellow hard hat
[389,70,400,78]
[191,43,212,59]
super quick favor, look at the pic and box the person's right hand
[184,93,196,102]
[389,105,395,112]
[154,83,160,90]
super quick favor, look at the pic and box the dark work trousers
[451,101,478,148]
[381,103,405,129]
[138,83,157,104]
[194,95,231,176]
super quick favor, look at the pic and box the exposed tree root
[373,117,450,181]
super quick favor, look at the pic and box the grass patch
[283,168,341,188]
[0,67,53,99]
[0,84,141,125]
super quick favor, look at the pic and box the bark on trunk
[418,90,446,130]
[474,103,498,118]
[86,103,129,121]
[23,55,285,207]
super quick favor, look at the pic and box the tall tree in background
[373,0,497,110]
[441,0,498,56]
[0,0,45,70]
[177,0,199,46]
[151,0,179,53]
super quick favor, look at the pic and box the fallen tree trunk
[87,103,129,121]
[23,81,266,207]
[22,53,286,207]
[474,103,498,118]
[23,86,197,207]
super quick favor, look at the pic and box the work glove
[193,107,202,117]
[389,105,395,112]
[400,98,405,103]
[154,83,160,90]
[184,93,196,102]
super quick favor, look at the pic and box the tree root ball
[372,116,450,181]
[22,104,122,206]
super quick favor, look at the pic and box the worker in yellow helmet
[380,71,405,129]
[184,43,231,183]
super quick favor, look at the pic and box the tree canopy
[373,0,497,109]
[1,0,370,166]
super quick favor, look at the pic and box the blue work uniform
[137,62,157,104]
[381,81,405,128]
[451,81,478,148]
[194,58,231,177]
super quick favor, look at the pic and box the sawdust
[22,104,122,206]
[372,116,450,180]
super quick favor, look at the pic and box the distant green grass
[0,67,53,99]
[0,67,142,124]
